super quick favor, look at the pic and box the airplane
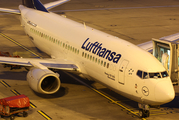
[0,0,175,118]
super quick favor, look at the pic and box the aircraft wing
[0,8,20,14]
[44,0,70,10]
[0,0,70,14]
[0,57,78,70]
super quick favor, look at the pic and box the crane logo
[142,86,149,96]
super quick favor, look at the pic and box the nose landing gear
[138,103,150,118]
[139,109,150,118]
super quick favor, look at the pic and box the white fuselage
[19,5,175,105]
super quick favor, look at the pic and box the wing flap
[0,8,20,14]
[0,57,78,71]
[41,63,78,70]
[44,0,70,10]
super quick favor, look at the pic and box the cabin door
[118,60,129,85]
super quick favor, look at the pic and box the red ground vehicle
[0,51,21,70]
[0,95,30,120]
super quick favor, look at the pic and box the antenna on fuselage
[83,22,86,29]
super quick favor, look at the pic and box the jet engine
[27,68,60,94]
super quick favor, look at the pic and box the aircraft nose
[155,80,175,104]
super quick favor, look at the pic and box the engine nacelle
[27,68,60,94]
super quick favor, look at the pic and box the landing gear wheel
[145,110,150,117]
[23,111,28,117]
[10,115,15,120]
[139,109,150,118]
[139,109,145,118]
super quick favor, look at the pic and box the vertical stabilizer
[22,0,34,8]
[22,0,48,12]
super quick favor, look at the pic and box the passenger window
[104,62,106,67]
[98,59,100,64]
[101,60,103,66]
[137,70,142,78]
[95,58,97,63]
[82,52,84,57]
[93,57,95,62]
[90,56,92,60]
[107,63,109,68]
[65,44,67,49]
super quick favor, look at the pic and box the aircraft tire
[23,111,28,117]
[139,109,145,118]
[10,115,15,120]
[145,110,150,117]
[139,109,150,118]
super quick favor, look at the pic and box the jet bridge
[152,33,179,85]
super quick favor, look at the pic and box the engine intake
[27,68,60,94]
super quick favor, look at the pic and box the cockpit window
[137,70,148,79]
[149,73,161,78]
[137,70,142,78]
[143,72,148,79]
[161,71,169,77]
[137,70,168,79]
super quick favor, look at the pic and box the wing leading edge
[0,57,78,71]
[0,8,20,14]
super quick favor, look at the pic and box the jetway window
[155,44,170,72]
[157,47,170,62]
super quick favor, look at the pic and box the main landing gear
[138,103,150,118]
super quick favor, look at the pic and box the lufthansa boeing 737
[0,0,175,118]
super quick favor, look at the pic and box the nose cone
[155,80,175,104]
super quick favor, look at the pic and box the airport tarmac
[0,0,179,120]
